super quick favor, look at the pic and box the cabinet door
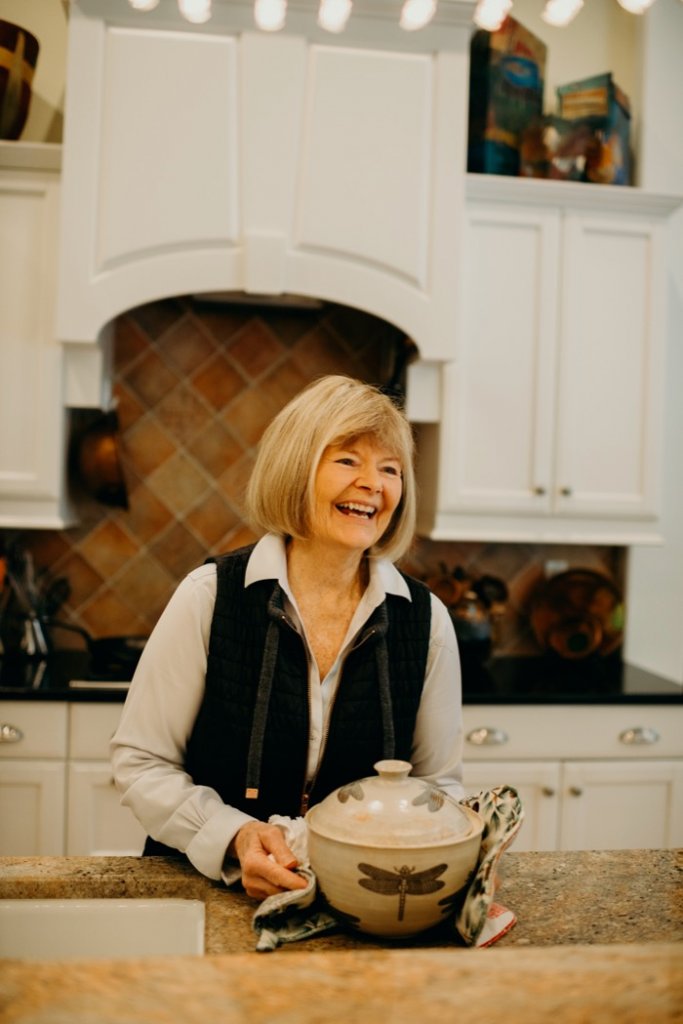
[555,212,665,519]
[0,760,65,855]
[559,760,683,851]
[442,202,560,514]
[461,760,561,852]
[67,762,146,856]
[0,166,70,528]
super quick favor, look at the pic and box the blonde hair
[245,375,416,562]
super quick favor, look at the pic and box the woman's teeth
[337,502,376,518]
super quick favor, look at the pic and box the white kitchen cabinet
[67,703,145,856]
[0,702,68,855]
[416,176,683,544]
[0,143,73,529]
[462,703,683,851]
[0,700,144,857]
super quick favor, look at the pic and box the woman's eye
[336,457,356,466]
[382,465,400,476]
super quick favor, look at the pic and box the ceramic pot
[306,760,484,938]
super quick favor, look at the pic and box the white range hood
[57,0,476,411]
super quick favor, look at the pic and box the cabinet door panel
[67,762,145,856]
[462,760,561,852]
[560,760,683,850]
[0,761,65,855]
[556,213,664,518]
[443,204,560,514]
[0,170,67,525]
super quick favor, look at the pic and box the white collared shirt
[111,535,464,881]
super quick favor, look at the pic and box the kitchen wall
[1,297,624,656]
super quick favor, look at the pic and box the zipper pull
[300,789,311,816]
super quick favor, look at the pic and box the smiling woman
[110,374,465,906]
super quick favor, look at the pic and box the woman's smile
[312,435,403,552]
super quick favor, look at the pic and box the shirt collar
[244,534,412,602]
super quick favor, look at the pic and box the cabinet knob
[569,786,583,797]
[466,727,509,746]
[559,486,573,496]
[533,486,546,496]
[0,723,24,744]
[541,786,556,798]
[619,726,660,746]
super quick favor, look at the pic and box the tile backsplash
[3,296,625,655]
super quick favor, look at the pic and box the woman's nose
[357,467,382,492]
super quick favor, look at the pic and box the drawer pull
[466,727,509,746]
[541,786,556,798]
[619,727,660,746]
[0,723,24,744]
[569,786,583,797]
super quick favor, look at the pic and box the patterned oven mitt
[252,786,524,952]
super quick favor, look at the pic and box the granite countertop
[0,850,681,1023]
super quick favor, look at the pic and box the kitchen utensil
[424,563,470,607]
[530,568,624,660]
[45,620,146,679]
[306,760,484,938]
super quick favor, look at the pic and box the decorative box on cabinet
[67,703,145,857]
[0,143,73,528]
[416,175,683,544]
[461,704,683,851]
[0,702,68,856]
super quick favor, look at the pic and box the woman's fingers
[233,821,308,898]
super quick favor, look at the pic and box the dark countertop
[1,652,680,704]
[0,850,681,1024]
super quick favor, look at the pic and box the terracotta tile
[130,299,187,340]
[191,352,246,411]
[261,308,321,347]
[193,305,251,345]
[124,415,177,477]
[187,420,244,478]
[114,479,175,543]
[184,488,240,547]
[223,387,279,448]
[113,315,148,372]
[154,382,213,444]
[147,451,211,515]
[258,361,309,410]
[214,523,259,554]
[228,319,286,381]
[79,586,154,639]
[149,522,208,579]
[110,552,177,625]
[160,317,217,375]
[78,520,140,580]
[22,531,73,573]
[217,451,255,511]
[113,381,146,432]
[56,551,105,611]
[125,348,181,408]
[290,326,357,378]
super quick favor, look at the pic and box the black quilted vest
[183,544,432,822]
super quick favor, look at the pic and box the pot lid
[306,760,474,848]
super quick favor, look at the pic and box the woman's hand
[230,821,308,900]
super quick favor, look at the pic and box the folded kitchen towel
[252,786,524,951]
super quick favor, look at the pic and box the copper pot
[70,410,128,509]
[0,20,40,140]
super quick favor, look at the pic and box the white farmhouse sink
[0,899,205,960]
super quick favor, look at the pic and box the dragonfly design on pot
[357,862,448,921]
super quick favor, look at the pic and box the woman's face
[311,434,403,555]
